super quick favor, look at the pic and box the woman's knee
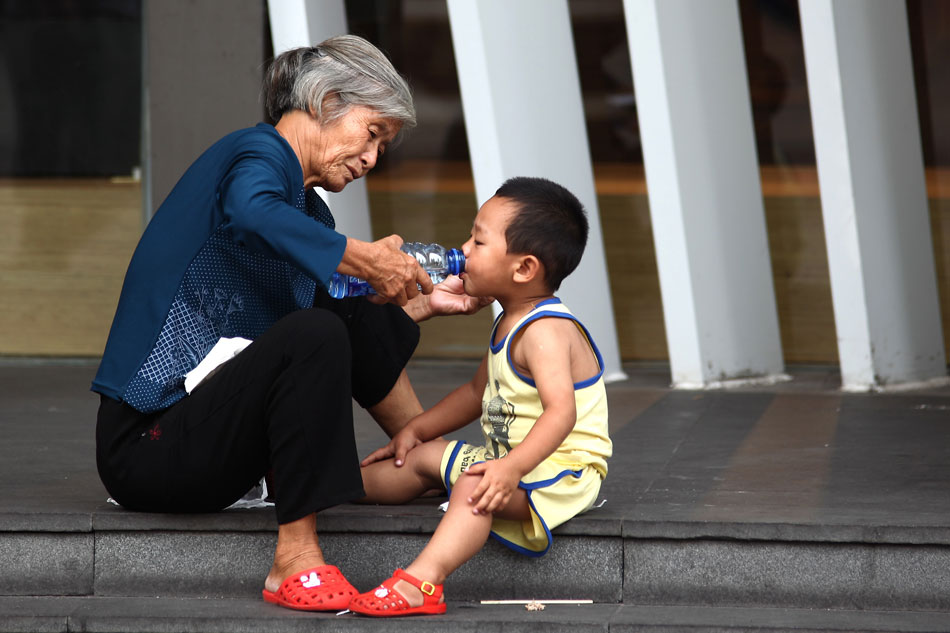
[274,308,350,359]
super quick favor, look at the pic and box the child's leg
[394,471,532,605]
[359,439,449,504]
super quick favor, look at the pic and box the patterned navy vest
[122,188,335,412]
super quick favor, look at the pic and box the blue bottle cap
[446,248,465,276]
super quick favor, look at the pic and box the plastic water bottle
[328,242,465,299]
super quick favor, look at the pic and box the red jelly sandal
[262,564,357,611]
[348,568,447,617]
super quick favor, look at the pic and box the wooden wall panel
[2,165,948,365]
[0,179,139,356]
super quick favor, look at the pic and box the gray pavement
[4,359,949,539]
[3,597,950,633]
[2,359,950,630]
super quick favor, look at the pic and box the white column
[447,0,626,382]
[624,0,785,388]
[266,0,372,241]
[800,0,947,390]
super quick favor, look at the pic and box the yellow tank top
[480,298,611,480]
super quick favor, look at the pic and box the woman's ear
[512,254,542,284]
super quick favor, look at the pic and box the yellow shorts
[439,440,604,556]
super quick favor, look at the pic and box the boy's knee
[406,440,449,485]
[451,469,482,494]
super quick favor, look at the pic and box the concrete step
[2,596,949,633]
[4,500,950,613]
[6,362,950,627]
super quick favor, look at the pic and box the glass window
[0,0,142,356]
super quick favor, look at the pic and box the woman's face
[309,105,400,192]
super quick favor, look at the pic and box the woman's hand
[365,235,433,305]
[339,235,432,306]
[463,458,522,515]
[403,275,494,322]
[360,425,424,468]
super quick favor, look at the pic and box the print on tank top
[485,379,514,459]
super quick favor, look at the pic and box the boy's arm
[466,318,578,514]
[361,354,488,467]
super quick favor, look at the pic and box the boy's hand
[430,276,494,316]
[360,426,423,467]
[403,276,493,322]
[464,459,522,515]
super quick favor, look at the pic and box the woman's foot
[264,548,326,593]
[265,513,326,592]
[263,561,357,612]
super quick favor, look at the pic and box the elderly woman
[92,36,483,612]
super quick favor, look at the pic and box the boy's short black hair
[495,176,588,292]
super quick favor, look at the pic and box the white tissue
[184,337,252,394]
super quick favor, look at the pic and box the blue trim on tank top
[499,301,605,388]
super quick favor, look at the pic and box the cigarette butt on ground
[480,599,593,605]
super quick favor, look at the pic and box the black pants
[96,298,419,524]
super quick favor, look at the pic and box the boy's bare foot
[396,568,445,607]
[392,579,425,606]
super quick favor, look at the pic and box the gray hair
[263,35,416,142]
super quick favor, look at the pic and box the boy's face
[460,195,518,298]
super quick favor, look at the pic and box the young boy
[348,176,612,616]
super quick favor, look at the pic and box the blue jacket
[92,123,347,412]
